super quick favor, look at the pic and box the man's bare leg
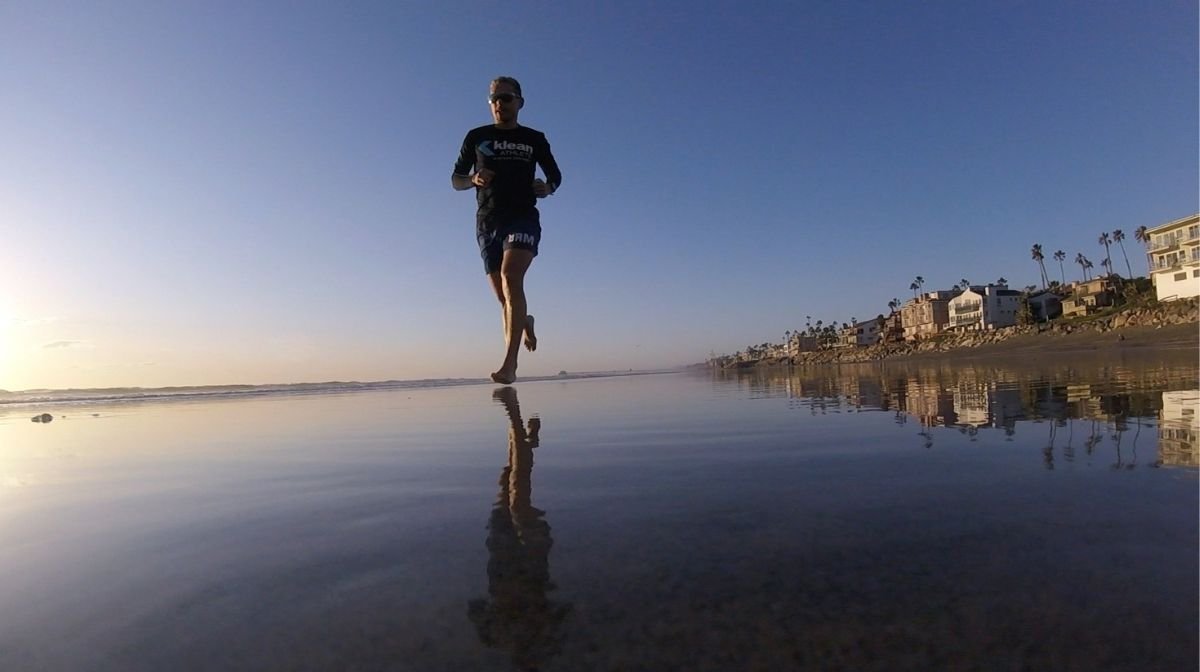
[487,272,509,346]
[490,248,534,384]
[488,264,537,362]
[524,314,537,351]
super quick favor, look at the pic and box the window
[1174,272,1187,281]
[1193,270,1199,278]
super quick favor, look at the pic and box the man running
[452,76,562,385]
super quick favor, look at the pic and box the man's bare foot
[523,314,537,352]
[491,369,516,385]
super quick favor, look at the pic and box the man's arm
[453,170,493,190]
[536,133,562,194]
[451,173,474,191]
[452,131,487,191]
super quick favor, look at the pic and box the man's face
[489,82,522,125]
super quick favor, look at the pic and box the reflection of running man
[468,387,570,669]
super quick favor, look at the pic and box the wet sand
[2,368,1195,671]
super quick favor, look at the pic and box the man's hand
[472,168,495,188]
[532,178,553,198]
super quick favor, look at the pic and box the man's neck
[493,121,519,130]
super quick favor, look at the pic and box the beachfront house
[1027,291,1063,322]
[848,317,884,347]
[901,291,955,341]
[882,312,905,343]
[948,285,1021,331]
[787,334,819,356]
[1144,213,1200,302]
[1061,277,1120,318]
[834,318,884,348]
[836,323,857,348]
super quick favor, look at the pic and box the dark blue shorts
[477,213,541,274]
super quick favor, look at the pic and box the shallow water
[2,356,1197,671]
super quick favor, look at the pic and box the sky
[1,1,1196,390]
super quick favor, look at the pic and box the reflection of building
[953,383,990,427]
[1158,390,1199,467]
[903,377,958,426]
[951,383,1025,428]
[1144,213,1200,302]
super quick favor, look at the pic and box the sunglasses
[488,92,521,104]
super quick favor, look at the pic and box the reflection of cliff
[468,387,570,670]
[1158,390,1199,467]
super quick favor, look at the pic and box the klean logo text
[493,140,533,154]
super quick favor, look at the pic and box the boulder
[31,413,52,423]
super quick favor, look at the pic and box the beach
[2,362,1196,671]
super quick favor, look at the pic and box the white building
[834,318,884,348]
[1145,213,1200,301]
[948,285,1022,330]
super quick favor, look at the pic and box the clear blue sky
[2,1,1196,389]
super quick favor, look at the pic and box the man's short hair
[491,76,522,98]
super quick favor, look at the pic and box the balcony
[1154,254,1200,273]
[1149,230,1200,252]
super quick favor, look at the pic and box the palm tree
[887,299,898,314]
[1031,244,1049,289]
[910,281,920,299]
[1112,229,1132,278]
[1084,258,1095,280]
[1134,225,1152,276]
[960,278,970,290]
[996,276,1007,286]
[1075,253,1089,281]
[1098,232,1113,278]
[1053,250,1067,285]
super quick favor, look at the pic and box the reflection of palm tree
[468,388,570,669]
[1043,421,1056,470]
[1085,420,1101,455]
[1061,419,1074,462]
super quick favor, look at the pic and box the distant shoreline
[714,298,1198,369]
[0,369,678,410]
